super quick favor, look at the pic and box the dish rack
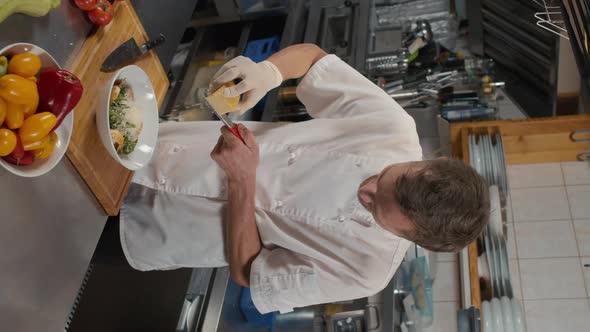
[530,0,570,39]
[449,115,590,325]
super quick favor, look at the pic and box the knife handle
[145,34,166,51]
[229,125,246,145]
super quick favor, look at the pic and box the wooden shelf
[449,115,590,310]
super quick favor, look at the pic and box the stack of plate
[481,297,526,332]
[484,185,513,298]
[468,133,525,331]
[468,133,512,298]
[467,133,508,193]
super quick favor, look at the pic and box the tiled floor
[423,161,590,331]
[507,162,590,332]
[423,252,460,332]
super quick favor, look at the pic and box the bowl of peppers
[0,43,83,177]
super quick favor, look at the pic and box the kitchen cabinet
[450,114,590,310]
[162,0,307,122]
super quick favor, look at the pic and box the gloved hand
[210,56,283,115]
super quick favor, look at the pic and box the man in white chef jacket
[122,44,489,314]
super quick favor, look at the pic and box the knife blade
[101,34,166,72]
[197,88,246,144]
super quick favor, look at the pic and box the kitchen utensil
[196,88,245,144]
[101,34,166,72]
[0,43,73,177]
[366,49,411,75]
[96,65,158,170]
[67,0,169,216]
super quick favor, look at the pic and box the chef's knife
[197,88,246,144]
[101,34,166,72]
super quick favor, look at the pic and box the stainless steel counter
[0,3,107,332]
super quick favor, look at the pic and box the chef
[121,44,489,314]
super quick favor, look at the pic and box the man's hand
[211,124,261,287]
[210,56,283,115]
[210,124,259,185]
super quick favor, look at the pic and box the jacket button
[275,200,283,208]
[338,216,346,222]
[288,153,296,165]
[159,178,166,185]
[172,146,182,153]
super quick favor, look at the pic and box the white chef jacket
[121,54,422,313]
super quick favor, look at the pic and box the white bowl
[0,43,73,177]
[96,65,158,171]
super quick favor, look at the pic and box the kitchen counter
[0,4,104,332]
[0,1,197,331]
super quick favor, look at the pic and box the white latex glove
[210,56,283,115]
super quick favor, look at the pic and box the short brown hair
[393,159,490,252]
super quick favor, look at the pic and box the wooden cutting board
[66,0,169,216]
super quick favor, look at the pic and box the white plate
[478,253,491,280]
[482,301,493,332]
[501,296,514,332]
[498,231,514,298]
[489,185,503,236]
[496,133,509,193]
[485,135,495,184]
[492,231,506,297]
[0,43,73,177]
[472,135,483,176]
[489,135,500,186]
[480,135,489,183]
[511,298,526,332]
[488,228,504,296]
[485,226,500,296]
[96,65,159,170]
[468,134,476,168]
[491,298,505,332]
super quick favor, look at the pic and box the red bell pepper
[10,134,25,160]
[3,150,34,166]
[37,67,83,130]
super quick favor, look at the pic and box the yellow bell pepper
[5,102,24,129]
[32,132,57,160]
[8,53,41,77]
[0,97,6,127]
[0,128,17,156]
[0,74,38,105]
[23,134,51,151]
[19,112,56,143]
